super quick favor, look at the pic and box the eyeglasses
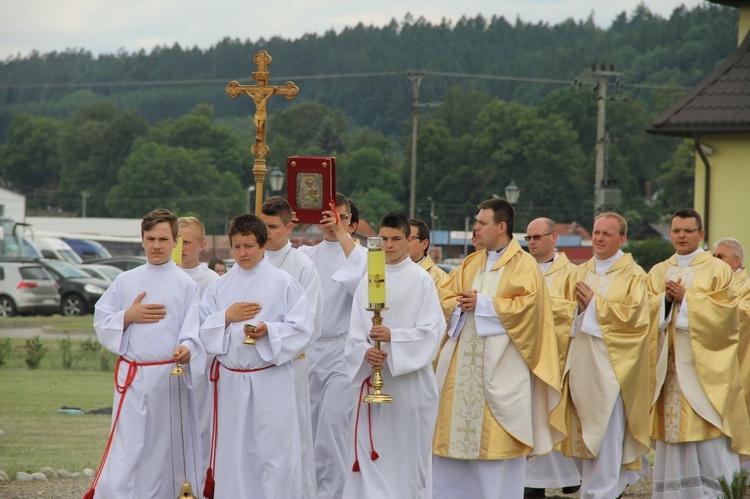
[669,228,699,234]
[523,232,553,242]
[408,235,425,242]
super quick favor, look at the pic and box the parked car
[87,256,147,272]
[29,259,110,316]
[80,263,123,283]
[62,238,112,261]
[33,237,84,265]
[0,262,60,317]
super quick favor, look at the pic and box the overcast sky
[1,0,708,61]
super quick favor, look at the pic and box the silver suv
[0,262,60,317]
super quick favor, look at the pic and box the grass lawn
[0,369,113,477]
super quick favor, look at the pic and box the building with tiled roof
[648,1,750,248]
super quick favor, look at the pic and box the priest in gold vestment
[432,199,565,499]
[555,212,651,498]
[713,237,750,451]
[408,218,447,289]
[648,210,750,498]
[523,218,581,498]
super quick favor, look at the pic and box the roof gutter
[694,134,711,244]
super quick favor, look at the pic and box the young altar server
[343,212,445,498]
[199,213,313,499]
[85,208,205,499]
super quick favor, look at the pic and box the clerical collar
[594,250,624,274]
[487,241,510,254]
[675,247,703,267]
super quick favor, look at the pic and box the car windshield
[44,260,91,279]
[99,266,122,280]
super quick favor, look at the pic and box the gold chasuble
[420,254,448,290]
[543,253,578,374]
[648,253,750,455]
[735,269,750,418]
[556,254,651,470]
[433,238,565,460]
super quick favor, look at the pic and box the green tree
[106,142,243,232]
[57,102,148,215]
[624,237,674,272]
[0,114,62,208]
[656,140,695,213]
[349,187,403,228]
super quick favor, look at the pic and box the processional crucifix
[226,50,299,215]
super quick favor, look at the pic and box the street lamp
[246,185,256,214]
[268,167,285,194]
[504,181,520,205]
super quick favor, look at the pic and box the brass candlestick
[243,323,257,345]
[363,306,393,404]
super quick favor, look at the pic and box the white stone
[38,466,58,479]
[30,472,47,481]
[83,468,95,477]
[57,469,72,479]
[71,472,82,478]
[0,469,8,482]
[15,471,33,482]
[0,429,5,437]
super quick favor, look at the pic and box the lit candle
[367,237,386,308]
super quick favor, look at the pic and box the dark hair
[208,258,225,271]
[334,192,350,213]
[228,213,268,247]
[261,196,293,225]
[379,212,410,238]
[476,198,515,234]
[409,218,430,256]
[349,200,360,225]
[141,208,178,240]
[671,208,703,232]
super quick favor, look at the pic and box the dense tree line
[0,3,739,233]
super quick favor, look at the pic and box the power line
[0,70,689,92]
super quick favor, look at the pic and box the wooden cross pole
[226,50,299,214]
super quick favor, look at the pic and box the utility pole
[408,71,425,219]
[576,63,624,216]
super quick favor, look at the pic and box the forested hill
[0,3,740,235]
[0,3,737,139]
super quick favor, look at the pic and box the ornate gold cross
[226,50,299,214]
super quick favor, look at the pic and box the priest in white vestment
[262,196,323,499]
[344,212,444,499]
[178,216,219,476]
[199,214,313,499]
[298,193,368,499]
[87,209,205,499]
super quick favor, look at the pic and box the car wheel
[61,294,86,317]
[0,296,17,318]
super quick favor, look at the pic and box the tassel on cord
[203,468,215,499]
[351,380,367,472]
[82,490,95,499]
[366,381,379,461]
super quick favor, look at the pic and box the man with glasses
[298,192,368,499]
[648,209,750,497]
[558,212,651,498]
[523,218,581,498]
[432,198,564,499]
[407,218,447,289]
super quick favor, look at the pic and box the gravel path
[0,475,93,499]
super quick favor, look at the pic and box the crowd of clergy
[81,193,750,499]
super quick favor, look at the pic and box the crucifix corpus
[226,50,299,214]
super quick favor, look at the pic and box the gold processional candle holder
[363,236,393,404]
[244,323,257,345]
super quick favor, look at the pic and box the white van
[33,237,84,265]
